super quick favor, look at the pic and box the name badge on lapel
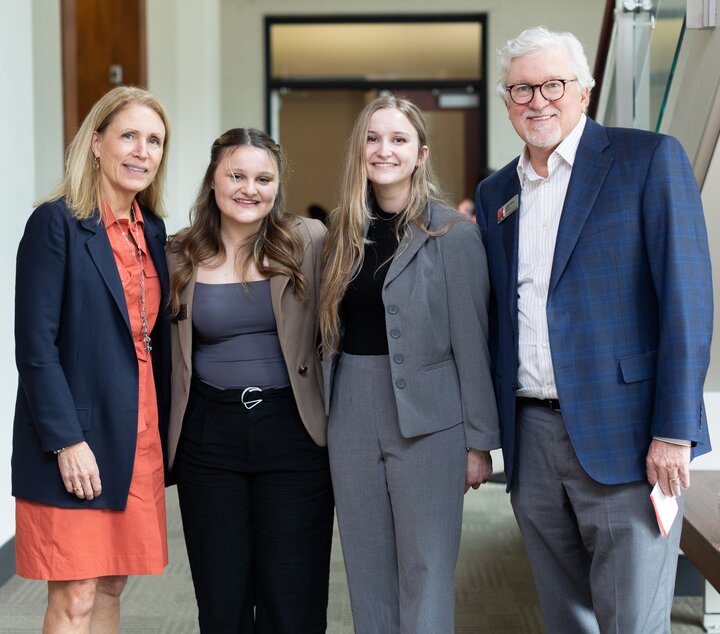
[497,194,519,223]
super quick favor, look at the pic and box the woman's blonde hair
[319,94,446,354]
[39,85,171,219]
[168,128,307,315]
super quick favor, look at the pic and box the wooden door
[61,0,146,146]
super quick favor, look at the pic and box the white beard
[524,126,562,149]
[519,107,563,150]
[521,113,561,149]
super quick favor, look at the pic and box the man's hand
[646,439,690,497]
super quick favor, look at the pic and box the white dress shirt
[515,114,586,399]
[513,114,690,447]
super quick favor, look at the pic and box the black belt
[191,377,293,410]
[517,397,561,412]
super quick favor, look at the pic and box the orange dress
[15,202,168,580]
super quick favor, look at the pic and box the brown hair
[168,128,306,314]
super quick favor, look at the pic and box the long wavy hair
[319,95,448,355]
[168,128,306,314]
[38,85,171,219]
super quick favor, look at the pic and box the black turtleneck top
[340,204,400,355]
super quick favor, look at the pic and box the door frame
[264,13,488,174]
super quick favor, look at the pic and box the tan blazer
[166,216,327,470]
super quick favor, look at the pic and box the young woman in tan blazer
[167,128,332,633]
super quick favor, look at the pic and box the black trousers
[174,378,334,634]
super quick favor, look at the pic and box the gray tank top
[192,280,291,390]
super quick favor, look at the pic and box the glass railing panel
[595,0,685,131]
[650,0,685,130]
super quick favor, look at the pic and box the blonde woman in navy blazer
[319,95,500,634]
[12,86,171,633]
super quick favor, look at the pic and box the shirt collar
[102,200,145,229]
[516,113,587,186]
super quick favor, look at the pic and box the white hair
[496,26,596,103]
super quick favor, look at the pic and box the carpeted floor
[0,483,706,633]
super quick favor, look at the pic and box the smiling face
[364,107,428,201]
[91,103,165,213]
[505,47,588,159]
[212,144,279,235]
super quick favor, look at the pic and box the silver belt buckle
[241,386,262,410]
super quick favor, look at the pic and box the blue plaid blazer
[476,118,713,489]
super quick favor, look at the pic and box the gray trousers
[328,353,467,634]
[511,400,683,634]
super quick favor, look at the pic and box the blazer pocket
[76,407,92,431]
[578,207,629,239]
[619,350,657,383]
[423,358,455,372]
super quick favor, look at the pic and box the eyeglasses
[506,79,578,105]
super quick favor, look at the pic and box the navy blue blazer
[12,198,171,510]
[476,118,713,489]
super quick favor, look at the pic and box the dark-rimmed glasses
[506,79,578,105]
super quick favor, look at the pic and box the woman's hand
[58,441,102,500]
[465,449,492,493]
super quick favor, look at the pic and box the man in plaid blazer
[476,26,713,633]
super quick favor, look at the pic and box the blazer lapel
[270,274,290,338]
[81,216,132,333]
[269,215,302,341]
[549,119,612,295]
[143,213,169,297]
[498,175,521,326]
[383,207,431,288]
[178,267,197,375]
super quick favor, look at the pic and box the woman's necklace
[114,204,152,354]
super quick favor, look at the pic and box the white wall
[0,0,37,549]
[147,0,222,234]
[32,0,63,199]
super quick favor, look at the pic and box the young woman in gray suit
[320,95,500,634]
[167,129,333,633]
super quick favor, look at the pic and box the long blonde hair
[319,95,445,354]
[168,128,307,315]
[39,86,171,219]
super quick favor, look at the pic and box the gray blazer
[323,199,500,450]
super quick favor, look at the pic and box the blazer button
[395,378,406,389]
[390,328,400,338]
[393,354,404,364]
[298,365,308,375]
[388,304,399,314]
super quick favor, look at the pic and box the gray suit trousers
[511,400,683,634]
[328,353,467,634]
